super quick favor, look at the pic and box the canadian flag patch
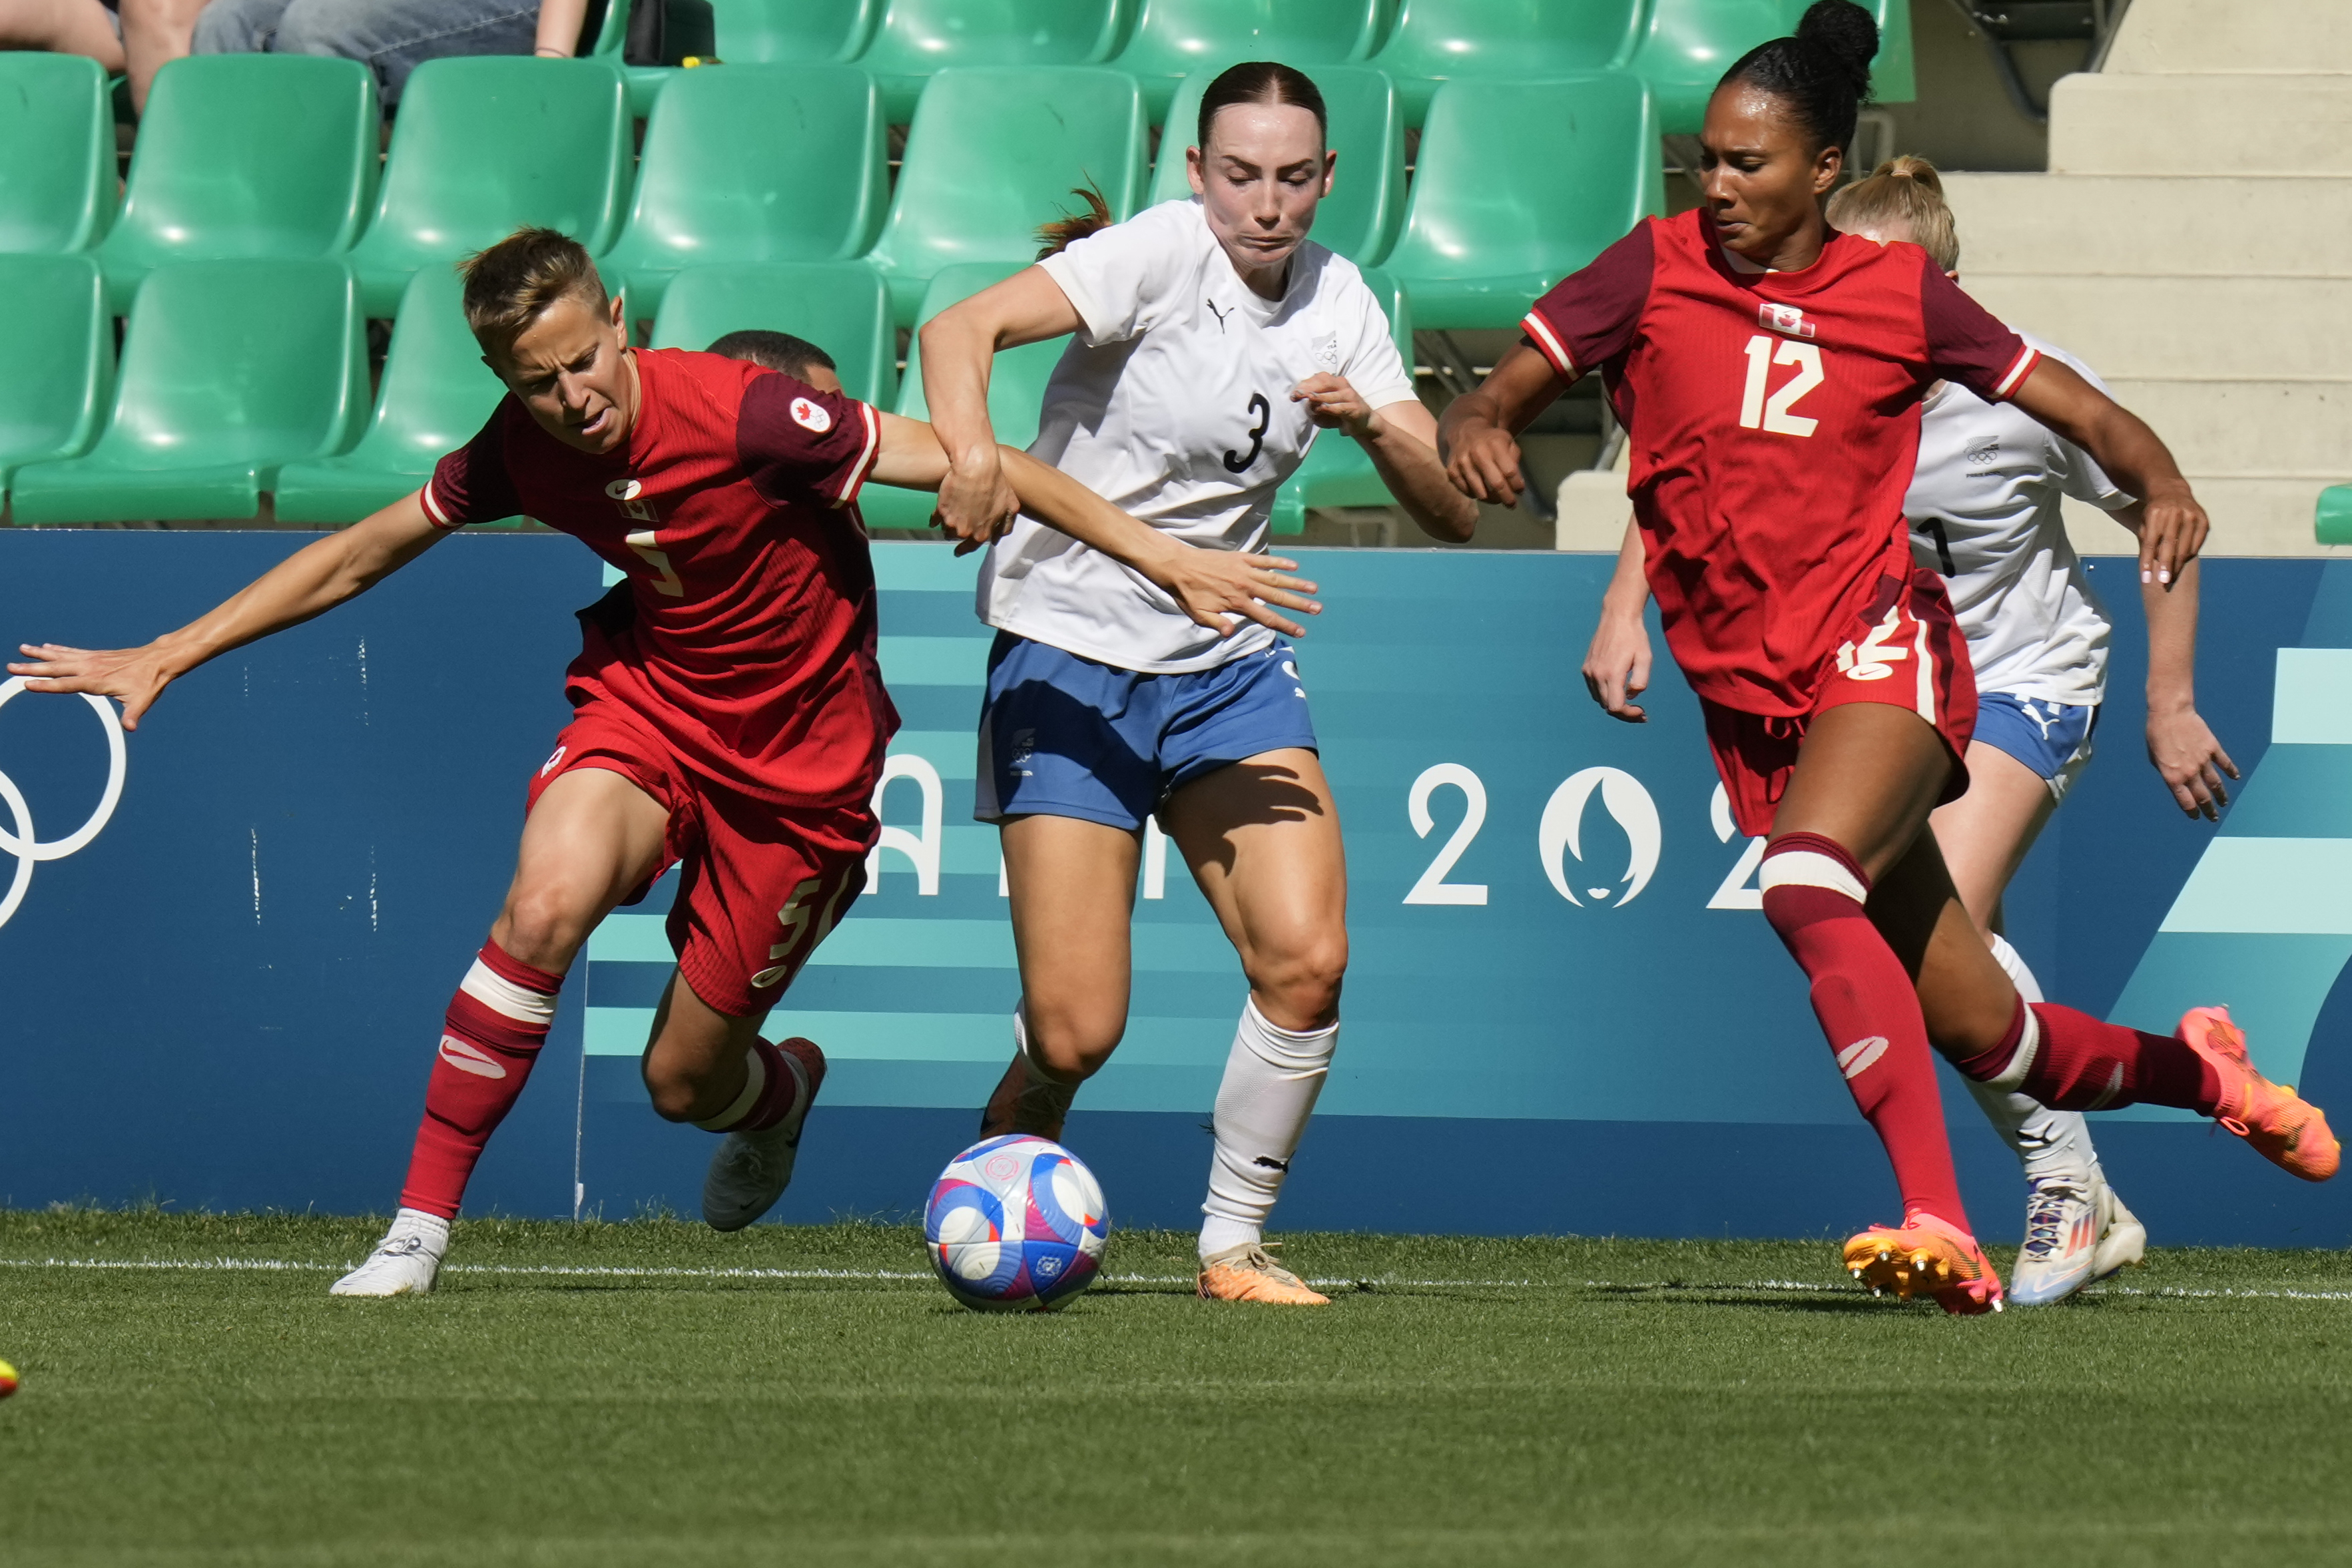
[1758,302,1816,340]
[790,396,832,433]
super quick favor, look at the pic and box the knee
[1022,1001,1123,1082]
[639,1051,708,1123]
[1244,932,1348,1030]
[268,0,360,55]
[495,887,594,974]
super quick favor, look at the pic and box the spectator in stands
[190,0,587,105]
[1,0,209,113]
[705,331,843,396]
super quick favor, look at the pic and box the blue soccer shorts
[973,633,1320,830]
[1974,690,2098,802]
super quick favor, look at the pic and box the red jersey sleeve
[420,403,525,529]
[1520,220,1657,380]
[737,374,882,510]
[1918,256,2040,403]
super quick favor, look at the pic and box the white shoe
[2008,1176,2101,1307]
[2088,1180,2148,1281]
[702,1037,825,1233]
[330,1208,449,1298]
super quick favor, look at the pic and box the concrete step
[2049,73,2352,176]
[2108,0,2352,75]
[1939,173,2352,278]
[1962,274,2352,380]
[2100,378,2352,480]
[2063,480,2349,558]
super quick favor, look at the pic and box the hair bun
[1879,152,1943,194]
[1796,0,1879,95]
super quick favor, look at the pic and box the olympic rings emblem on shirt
[0,677,129,931]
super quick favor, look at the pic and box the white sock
[1969,935,2102,1186]
[1199,1000,1335,1260]
[386,1206,451,1258]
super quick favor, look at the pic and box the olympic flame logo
[0,678,128,930]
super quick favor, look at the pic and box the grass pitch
[2,1211,2349,1566]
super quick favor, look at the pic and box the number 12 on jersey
[1738,335,1823,437]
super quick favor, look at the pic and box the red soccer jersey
[1524,206,2039,718]
[422,347,896,808]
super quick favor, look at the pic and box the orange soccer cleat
[1843,1212,2004,1315]
[2178,1006,2340,1182]
[1197,1244,1330,1306]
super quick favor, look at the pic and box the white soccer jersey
[1905,331,2132,706]
[977,198,1419,673]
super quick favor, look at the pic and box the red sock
[1759,832,1972,1232]
[1954,997,2219,1113]
[398,941,563,1219]
[694,1038,803,1134]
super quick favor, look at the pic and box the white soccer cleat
[2089,1180,2148,1282]
[2007,1176,2101,1307]
[702,1037,825,1233]
[330,1208,450,1298]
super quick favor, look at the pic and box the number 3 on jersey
[1737,334,1823,437]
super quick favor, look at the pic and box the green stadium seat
[599,65,888,324]
[2317,485,2352,547]
[95,56,378,311]
[346,58,634,317]
[1384,73,1662,331]
[650,262,898,407]
[1269,264,1410,535]
[1372,0,1645,125]
[0,256,111,509]
[274,268,511,526]
[11,259,368,524]
[711,0,879,61]
[857,0,1131,121]
[860,260,1069,529]
[1629,0,1914,134]
[1112,0,1384,121]
[1148,63,1402,266]
[865,67,1147,326]
[0,53,115,255]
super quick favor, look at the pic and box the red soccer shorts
[1701,567,1978,839]
[526,698,876,1017]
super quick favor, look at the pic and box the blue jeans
[192,0,539,103]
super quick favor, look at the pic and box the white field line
[3,1256,2349,1300]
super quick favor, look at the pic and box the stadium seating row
[5,53,1657,326]
[0,248,1408,532]
[674,0,1912,131]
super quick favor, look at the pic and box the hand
[9,643,177,730]
[1143,547,1321,640]
[2146,704,2237,820]
[1444,423,1525,508]
[2137,489,2208,587]
[932,447,1021,551]
[1290,374,1376,439]
[1581,611,1652,723]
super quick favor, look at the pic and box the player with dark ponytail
[1445,0,2336,1314]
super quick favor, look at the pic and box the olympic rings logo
[0,677,128,931]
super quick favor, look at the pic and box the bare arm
[7,494,450,728]
[2010,358,2206,587]
[866,412,1321,639]
[1580,515,1654,722]
[1438,344,1574,508]
[2102,502,2237,819]
[916,267,1086,548]
[533,0,588,53]
[1291,377,1477,543]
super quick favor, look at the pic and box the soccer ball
[924,1135,1110,1312]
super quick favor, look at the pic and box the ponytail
[1035,183,1114,258]
[1825,154,1958,270]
